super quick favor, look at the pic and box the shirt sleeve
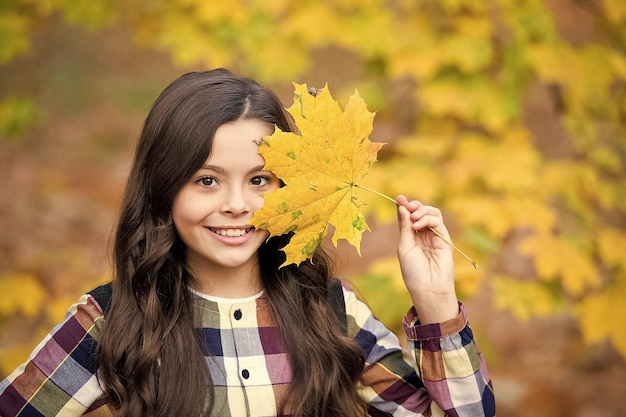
[403,304,495,416]
[0,294,108,417]
[343,283,495,417]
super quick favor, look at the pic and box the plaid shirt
[0,283,494,416]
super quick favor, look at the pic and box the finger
[396,195,425,234]
[412,214,453,245]
[396,195,425,212]
[412,214,443,232]
[395,195,409,207]
[409,205,442,223]
[396,203,417,251]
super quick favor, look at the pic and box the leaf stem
[354,184,479,269]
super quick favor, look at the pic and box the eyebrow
[200,164,268,174]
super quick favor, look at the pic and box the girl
[0,69,495,417]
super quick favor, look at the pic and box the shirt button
[234,309,243,320]
[242,369,250,379]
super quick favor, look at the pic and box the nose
[221,186,251,216]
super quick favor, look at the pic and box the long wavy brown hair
[97,69,367,417]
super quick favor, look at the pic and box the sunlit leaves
[603,0,626,24]
[576,277,626,356]
[597,229,626,271]
[499,0,557,44]
[575,226,626,355]
[0,273,46,317]
[2,0,626,359]
[30,0,118,29]
[526,44,622,126]
[0,11,30,63]
[520,233,599,297]
[443,130,541,192]
[492,274,564,320]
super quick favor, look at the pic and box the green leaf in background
[0,97,36,141]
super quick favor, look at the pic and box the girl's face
[172,118,279,278]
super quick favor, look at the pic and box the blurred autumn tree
[1,0,625,382]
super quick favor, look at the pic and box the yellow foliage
[251,84,384,266]
[152,12,232,68]
[576,275,626,356]
[449,196,511,239]
[440,17,493,73]
[0,12,30,63]
[0,273,47,318]
[603,0,626,24]
[392,135,453,160]
[0,97,36,140]
[491,274,563,321]
[596,179,626,212]
[386,11,493,79]
[519,233,599,296]
[244,40,309,82]
[439,0,487,13]
[181,0,248,26]
[590,146,622,174]
[526,44,622,127]
[448,194,555,240]
[443,130,541,193]
[333,6,397,58]
[281,5,339,47]
[420,79,512,131]
[597,229,626,271]
[503,198,556,235]
[500,0,557,44]
[34,0,118,29]
[363,162,442,223]
[538,161,601,226]
[388,42,444,81]
[2,0,626,361]
[44,295,77,323]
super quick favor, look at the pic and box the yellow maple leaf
[250,83,384,267]
[491,274,563,321]
[519,233,599,296]
[597,228,626,271]
[575,275,626,356]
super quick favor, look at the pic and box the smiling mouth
[208,227,254,237]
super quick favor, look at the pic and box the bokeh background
[1,1,625,415]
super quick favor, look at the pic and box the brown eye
[197,176,218,187]
[251,175,273,187]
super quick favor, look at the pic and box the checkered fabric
[0,282,494,417]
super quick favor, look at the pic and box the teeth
[212,228,249,237]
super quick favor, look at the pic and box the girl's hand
[396,195,459,324]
